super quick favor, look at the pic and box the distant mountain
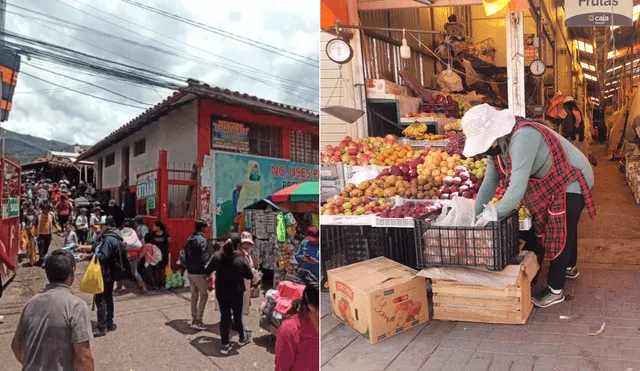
[0,128,75,164]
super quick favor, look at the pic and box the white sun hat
[461,104,516,158]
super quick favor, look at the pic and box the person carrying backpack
[183,220,211,330]
[79,215,128,337]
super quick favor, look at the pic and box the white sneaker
[0,315,4,323]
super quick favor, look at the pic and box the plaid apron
[495,118,596,260]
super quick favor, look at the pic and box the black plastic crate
[414,209,519,271]
[384,227,417,269]
[320,225,387,291]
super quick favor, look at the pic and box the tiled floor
[322,270,640,371]
[321,146,640,371]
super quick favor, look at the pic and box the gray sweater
[475,126,595,218]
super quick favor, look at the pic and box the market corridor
[321,144,640,371]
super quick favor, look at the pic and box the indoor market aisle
[321,144,640,371]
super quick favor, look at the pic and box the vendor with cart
[461,104,596,308]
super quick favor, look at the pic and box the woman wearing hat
[295,227,319,280]
[462,104,596,308]
[239,231,258,330]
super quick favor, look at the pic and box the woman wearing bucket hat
[462,104,596,308]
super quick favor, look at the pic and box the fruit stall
[319,132,533,291]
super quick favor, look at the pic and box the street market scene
[320,0,640,370]
[0,1,320,370]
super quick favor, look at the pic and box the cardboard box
[327,257,429,344]
[365,79,408,96]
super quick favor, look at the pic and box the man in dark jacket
[106,200,125,228]
[184,220,211,330]
[90,215,123,337]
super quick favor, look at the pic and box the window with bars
[105,153,115,168]
[246,123,282,158]
[133,139,146,157]
[290,131,319,164]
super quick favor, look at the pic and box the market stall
[1,156,20,290]
[269,181,319,287]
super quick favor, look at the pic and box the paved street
[0,239,275,371]
[322,145,640,371]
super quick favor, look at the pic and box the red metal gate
[136,150,198,269]
[1,157,21,286]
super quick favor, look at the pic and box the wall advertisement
[211,119,250,153]
[210,151,319,237]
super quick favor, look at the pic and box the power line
[120,0,319,68]
[8,3,319,103]
[16,83,93,94]
[23,61,156,105]
[65,0,318,91]
[1,31,185,89]
[21,71,150,109]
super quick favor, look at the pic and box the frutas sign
[565,0,633,26]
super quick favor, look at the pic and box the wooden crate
[431,265,533,325]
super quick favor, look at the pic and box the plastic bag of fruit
[475,202,498,227]
[434,197,475,227]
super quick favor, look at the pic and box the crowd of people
[4,178,319,370]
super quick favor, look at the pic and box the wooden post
[506,11,526,117]
[158,150,169,222]
[346,0,368,139]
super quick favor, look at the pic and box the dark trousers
[137,258,157,288]
[522,193,584,291]
[155,261,167,288]
[58,215,69,227]
[96,280,115,331]
[77,230,88,244]
[37,234,52,260]
[216,290,245,345]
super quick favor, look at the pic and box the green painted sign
[7,198,19,218]
[146,197,156,210]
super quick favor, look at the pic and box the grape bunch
[445,133,466,156]
[517,204,531,220]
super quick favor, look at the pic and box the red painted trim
[167,179,197,186]
[129,185,136,193]
[198,99,318,135]
[197,100,211,167]
[282,129,292,160]
[158,150,169,222]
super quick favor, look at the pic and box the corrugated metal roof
[77,81,318,161]
[49,151,79,158]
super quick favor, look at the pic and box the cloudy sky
[3,0,319,145]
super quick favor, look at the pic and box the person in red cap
[295,227,319,279]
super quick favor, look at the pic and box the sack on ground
[80,256,104,294]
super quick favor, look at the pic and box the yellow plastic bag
[165,253,173,277]
[80,256,104,294]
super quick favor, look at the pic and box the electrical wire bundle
[4,0,319,110]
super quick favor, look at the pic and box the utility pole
[0,0,6,161]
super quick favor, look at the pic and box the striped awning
[0,49,21,122]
